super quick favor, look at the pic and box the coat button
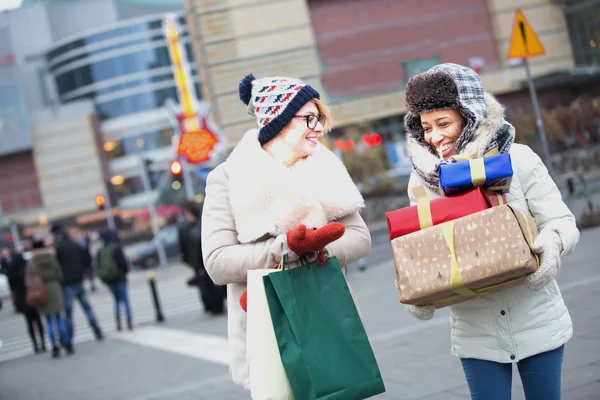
[510,355,515,360]
[501,310,506,315]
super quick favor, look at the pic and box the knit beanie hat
[238,73,320,146]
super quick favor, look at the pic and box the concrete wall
[30,101,107,220]
[310,0,501,99]
[0,151,43,215]
[184,0,324,145]
[184,0,579,145]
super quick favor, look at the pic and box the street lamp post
[138,157,168,269]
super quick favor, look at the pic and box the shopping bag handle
[279,250,328,270]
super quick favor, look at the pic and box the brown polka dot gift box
[390,204,539,309]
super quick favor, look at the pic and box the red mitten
[240,290,247,312]
[287,222,345,257]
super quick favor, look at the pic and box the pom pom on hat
[239,73,255,106]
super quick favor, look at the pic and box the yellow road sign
[507,9,545,59]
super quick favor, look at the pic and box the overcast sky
[0,0,22,12]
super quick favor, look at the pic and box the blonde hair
[312,98,333,133]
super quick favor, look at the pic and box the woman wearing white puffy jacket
[403,63,580,400]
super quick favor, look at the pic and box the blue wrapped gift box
[439,153,513,196]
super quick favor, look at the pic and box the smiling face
[420,108,465,160]
[279,101,325,156]
[262,100,329,166]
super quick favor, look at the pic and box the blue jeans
[62,282,102,339]
[44,314,70,349]
[108,281,132,321]
[461,345,565,400]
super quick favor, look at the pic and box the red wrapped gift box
[386,187,506,241]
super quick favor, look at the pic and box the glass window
[46,39,86,62]
[97,73,175,96]
[54,46,173,97]
[566,3,600,66]
[114,169,166,197]
[50,35,168,72]
[97,86,179,120]
[105,128,174,160]
[403,56,442,83]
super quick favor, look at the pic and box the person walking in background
[402,63,579,400]
[179,201,225,315]
[97,229,133,331]
[201,73,371,389]
[2,246,46,354]
[26,238,73,358]
[69,226,96,292]
[51,224,103,341]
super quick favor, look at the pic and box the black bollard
[147,272,165,323]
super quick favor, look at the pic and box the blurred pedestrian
[403,63,580,400]
[26,238,73,358]
[52,224,103,341]
[69,226,97,292]
[201,73,370,389]
[97,229,133,331]
[2,246,46,354]
[179,200,225,315]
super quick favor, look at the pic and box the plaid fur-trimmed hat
[404,63,487,156]
[238,73,320,146]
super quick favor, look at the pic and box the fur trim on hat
[405,70,460,115]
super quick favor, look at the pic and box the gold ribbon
[486,184,511,192]
[439,221,477,297]
[516,208,540,267]
[446,148,502,188]
[431,207,539,305]
[469,158,486,187]
[412,186,433,230]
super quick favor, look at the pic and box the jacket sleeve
[54,256,63,282]
[515,144,580,256]
[324,211,371,268]
[201,166,290,285]
[407,172,419,206]
[407,171,437,206]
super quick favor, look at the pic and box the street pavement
[1,225,599,399]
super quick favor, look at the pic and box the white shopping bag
[247,268,295,400]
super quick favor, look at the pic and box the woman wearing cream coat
[403,63,579,400]
[201,74,371,390]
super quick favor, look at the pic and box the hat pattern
[239,73,320,146]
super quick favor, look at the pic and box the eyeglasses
[294,114,326,129]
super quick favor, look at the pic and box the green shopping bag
[263,255,386,400]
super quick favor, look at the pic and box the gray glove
[524,228,563,291]
[406,304,435,320]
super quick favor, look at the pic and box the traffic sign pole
[139,157,168,269]
[523,58,555,177]
[181,160,195,201]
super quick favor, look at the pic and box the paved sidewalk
[0,227,599,399]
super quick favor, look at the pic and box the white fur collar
[224,129,365,243]
[407,92,514,176]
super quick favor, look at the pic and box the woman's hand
[239,223,346,312]
[286,222,345,257]
[524,228,563,291]
[406,304,435,320]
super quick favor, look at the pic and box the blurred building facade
[0,0,201,226]
[3,0,600,228]
[184,0,600,151]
